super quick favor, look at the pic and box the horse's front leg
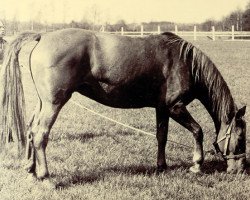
[169,103,204,173]
[156,107,169,172]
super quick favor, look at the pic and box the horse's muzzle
[226,157,246,174]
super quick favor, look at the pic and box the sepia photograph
[0,0,249,199]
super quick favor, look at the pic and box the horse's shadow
[54,132,250,189]
[55,158,250,189]
[55,158,232,189]
[63,131,130,143]
[55,164,156,189]
[55,171,101,189]
[202,159,227,174]
[64,132,97,142]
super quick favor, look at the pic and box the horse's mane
[161,32,235,123]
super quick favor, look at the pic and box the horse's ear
[235,106,246,120]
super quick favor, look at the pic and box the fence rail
[103,25,250,41]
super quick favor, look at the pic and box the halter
[213,117,246,160]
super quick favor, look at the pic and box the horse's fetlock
[193,151,204,164]
[37,167,49,179]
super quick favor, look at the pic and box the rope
[69,99,219,157]
[69,99,193,150]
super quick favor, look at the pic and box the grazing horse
[0,29,246,180]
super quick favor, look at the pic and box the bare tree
[87,4,102,30]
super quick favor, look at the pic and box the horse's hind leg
[169,103,204,173]
[26,95,68,179]
[24,100,42,173]
[32,101,65,179]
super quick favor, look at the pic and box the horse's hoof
[36,168,50,180]
[189,166,201,174]
[36,173,50,181]
[25,166,35,174]
[41,179,56,190]
[157,165,167,173]
[23,161,35,173]
[35,173,55,190]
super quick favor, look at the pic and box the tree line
[1,1,250,35]
[200,2,250,31]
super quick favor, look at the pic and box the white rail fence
[102,25,250,41]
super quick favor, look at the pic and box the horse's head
[214,106,247,173]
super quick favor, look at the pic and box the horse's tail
[0,32,41,153]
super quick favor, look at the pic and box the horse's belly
[77,81,158,108]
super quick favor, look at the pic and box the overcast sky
[0,0,249,24]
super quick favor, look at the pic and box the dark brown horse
[0,29,246,180]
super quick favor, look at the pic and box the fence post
[212,26,215,41]
[158,25,161,34]
[175,25,178,35]
[194,25,197,41]
[100,25,105,32]
[232,25,235,41]
[31,20,34,31]
[141,25,144,36]
[121,27,124,35]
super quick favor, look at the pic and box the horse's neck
[195,62,236,133]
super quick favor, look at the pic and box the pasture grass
[0,40,249,199]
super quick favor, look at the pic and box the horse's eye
[235,120,246,136]
[235,127,242,136]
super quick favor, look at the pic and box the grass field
[0,39,250,200]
